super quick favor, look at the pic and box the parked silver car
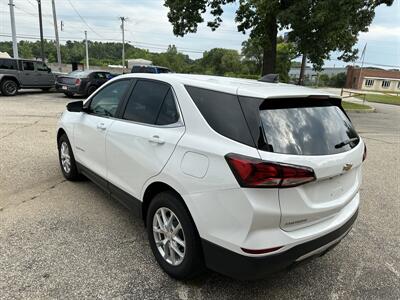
[0,58,55,96]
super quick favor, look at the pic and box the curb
[345,107,376,113]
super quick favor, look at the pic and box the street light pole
[37,0,45,62]
[8,0,18,58]
[51,0,62,72]
[84,31,89,70]
[120,17,127,73]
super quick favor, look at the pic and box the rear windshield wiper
[335,137,359,149]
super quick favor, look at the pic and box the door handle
[96,123,107,131]
[148,135,165,145]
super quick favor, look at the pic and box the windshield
[259,104,359,155]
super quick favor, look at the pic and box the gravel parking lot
[0,91,399,299]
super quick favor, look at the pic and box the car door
[73,79,133,182]
[19,61,36,86]
[106,79,185,200]
[35,61,54,86]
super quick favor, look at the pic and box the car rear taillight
[225,153,316,188]
[363,144,367,162]
[75,78,81,85]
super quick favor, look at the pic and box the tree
[241,36,264,74]
[163,0,291,75]
[281,0,394,84]
[163,0,393,78]
[200,48,242,75]
[241,36,296,82]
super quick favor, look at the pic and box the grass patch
[356,93,400,106]
[342,101,372,110]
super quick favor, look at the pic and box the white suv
[57,74,365,280]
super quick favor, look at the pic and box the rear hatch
[239,96,364,231]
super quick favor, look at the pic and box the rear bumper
[55,83,82,94]
[202,209,358,280]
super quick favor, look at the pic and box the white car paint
[58,73,363,260]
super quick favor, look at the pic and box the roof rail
[259,74,279,83]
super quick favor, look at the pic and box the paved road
[0,91,399,299]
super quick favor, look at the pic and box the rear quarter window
[0,59,17,70]
[185,86,255,147]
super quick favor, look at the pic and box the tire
[147,191,205,280]
[86,85,97,96]
[57,134,80,181]
[1,79,18,96]
[64,92,74,98]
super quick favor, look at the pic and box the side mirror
[47,68,52,73]
[66,100,83,112]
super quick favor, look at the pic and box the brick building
[345,67,400,92]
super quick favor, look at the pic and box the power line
[65,0,103,38]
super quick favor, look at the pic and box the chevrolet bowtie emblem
[343,163,353,172]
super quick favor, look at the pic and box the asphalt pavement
[0,91,399,299]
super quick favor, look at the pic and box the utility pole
[120,17,127,73]
[357,43,367,90]
[51,0,62,72]
[84,31,89,70]
[37,0,45,62]
[8,0,18,58]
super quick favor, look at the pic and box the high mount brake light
[225,153,316,188]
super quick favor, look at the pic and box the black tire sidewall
[58,134,79,180]
[146,192,204,280]
[1,80,18,96]
[87,86,97,96]
[64,92,74,98]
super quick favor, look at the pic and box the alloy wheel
[153,207,186,266]
[60,141,71,174]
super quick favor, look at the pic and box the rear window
[255,99,359,155]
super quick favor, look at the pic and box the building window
[397,81,400,89]
[381,80,391,88]
[365,79,374,87]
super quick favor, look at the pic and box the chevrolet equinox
[57,74,365,280]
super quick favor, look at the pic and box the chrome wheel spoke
[170,242,184,258]
[172,236,185,248]
[172,223,181,236]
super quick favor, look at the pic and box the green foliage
[281,0,394,70]
[241,36,296,82]
[329,72,347,88]
[163,0,393,75]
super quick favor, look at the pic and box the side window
[88,80,131,117]
[35,62,48,72]
[123,80,169,124]
[185,85,255,147]
[156,89,179,125]
[22,61,35,71]
[0,59,17,70]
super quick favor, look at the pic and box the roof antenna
[259,74,279,83]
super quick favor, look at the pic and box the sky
[0,0,399,69]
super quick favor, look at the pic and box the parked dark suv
[131,65,171,74]
[56,70,113,98]
[0,58,55,96]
